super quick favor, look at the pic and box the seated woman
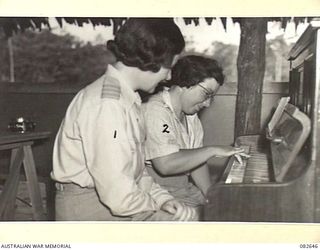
[142,55,248,219]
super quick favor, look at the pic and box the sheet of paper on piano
[267,96,290,135]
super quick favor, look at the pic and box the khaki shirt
[143,88,204,191]
[51,65,173,216]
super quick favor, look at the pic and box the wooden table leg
[0,147,24,220]
[3,148,23,219]
[23,145,45,220]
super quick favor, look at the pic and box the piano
[203,20,320,222]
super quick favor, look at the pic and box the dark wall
[0,82,78,177]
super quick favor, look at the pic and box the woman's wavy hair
[107,18,185,73]
[169,55,225,88]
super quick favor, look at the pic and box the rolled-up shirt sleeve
[144,108,180,160]
[79,99,158,216]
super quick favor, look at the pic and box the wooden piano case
[203,20,320,222]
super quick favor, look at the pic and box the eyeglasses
[198,83,218,103]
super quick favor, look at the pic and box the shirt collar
[161,87,184,123]
[161,87,175,112]
[105,64,142,107]
[161,87,197,122]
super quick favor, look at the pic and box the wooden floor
[2,181,48,221]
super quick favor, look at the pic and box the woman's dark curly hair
[170,55,225,87]
[107,18,185,73]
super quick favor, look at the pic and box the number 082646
[300,244,319,248]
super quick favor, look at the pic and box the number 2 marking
[162,124,170,133]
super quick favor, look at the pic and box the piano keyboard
[225,143,271,184]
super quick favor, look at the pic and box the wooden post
[235,18,267,138]
[8,37,15,82]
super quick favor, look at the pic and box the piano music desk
[0,131,51,220]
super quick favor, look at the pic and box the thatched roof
[0,17,316,37]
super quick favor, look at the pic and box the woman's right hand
[161,199,198,221]
[211,146,250,158]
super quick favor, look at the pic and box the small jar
[8,117,36,133]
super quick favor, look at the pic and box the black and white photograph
[1,0,320,244]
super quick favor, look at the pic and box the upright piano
[204,20,320,222]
